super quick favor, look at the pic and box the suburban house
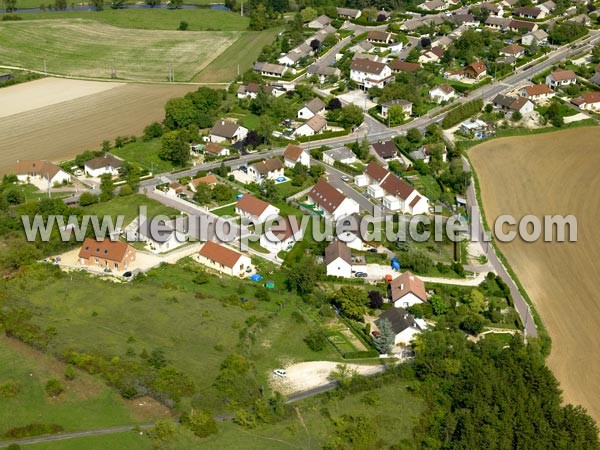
[573,92,600,111]
[16,160,71,190]
[336,7,361,19]
[376,307,425,347]
[418,47,444,64]
[167,181,189,198]
[381,99,412,119]
[521,29,549,46]
[356,160,390,188]
[298,98,326,120]
[349,40,375,54]
[420,0,447,11]
[237,83,280,99]
[278,43,312,67]
[260,216,303,254]
[307,64,341,83]
[538,0,556,14]
[307,179,360,222]
[509,19,538,33]
[514,6,545,19]
[235,193,280,224]
[429,84,456,103]
[446,61,487,81]
[460,119,489,136]
[366,31,394,44]
[282,144,310,168]
[482,2,504,16]
[294,114,328,137]
[389,60,421,73]
[492,94,535,116]
[196,240,251,278]
[324,240,366,278]
[546,69,577,89]
[520,84,555,101]
[308,14,332,29]
[485,16,511,31]
[248,157,285,183]
[349,59,393,90]
[204,142,230,157]
[84,154,123,177]
[499,43,525,58]
[390,271,427,307]
[78,238,136,271]
[126,215,187,254]
[371,140,398,161]
[189,174,218,191]
[209,120,248,144]
[410,143,448,164]
[322,147,356,166]
[253,61,289,78]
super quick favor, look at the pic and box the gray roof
[308,64,340,77]
[210,120,242,138]
[85,154,123,170]
[325,240,352,265]
[323,147,356,162]
[303,98,326,114]
[254,61,287,75]
[376,307,421,335]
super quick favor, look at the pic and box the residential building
[448,13,479,27]
[248,157,285,183]
[349,59,393,90]
[308,14,332,29]
[307,64,341,83]
[209,120,248,144]
[509,19,538,33]
[298,98,326,119]
[546,69,577,89]
[84,154,123,177]
[446,61,487,81]
[371,140,398,161]
[196,240,251,278]
[204,142,230,157]
[538,0,556,14]
[410,143,448,163]
[322,147,356,166]
[485,16,511,31]
[492,94,534,115]
[189,174,218,191]
[294,114,328,137]
[390,271,427,307]
[376,307,425,347]
[235,193,280,223]
[278,43,312,67]
[514,6,545,19]
[389,60,421,73]
[420,0,447,11]
[236,82,280,99]
[520,84,555,101]
[575,92,600,111]
[356,160,390,187]
[460,119,489,135]
[521,29,549,46]
[418,47,444,64]
[349,40,375,54]
[324,240,366,278]
[381,99,412,119]
[499,43,526,58]
[15,160,71,190]
[481,2,504,16]
[380,173,429,214]
[336,7,361,19]
[260,216,303,253]
[167,181,188,198]
[253,61,288,78]
[367,31,394,44]
[78,238,136,271]
[429,84,456,103]
[127,215,187,254]
[307,179,360,222]
[282,144,310,168]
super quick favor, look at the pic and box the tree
[249,3,268,31]
[257,115,275,144]
[429,294,448,315]
[309,39,321,54]
[545,100,564,127]
[164,97,198,130]
[386,105,406,126]
[368,290,383,309]
[460,314,485,335]
[181,409,217,438]
[91,0,103,10]
[99,174,114,202]
[159,130,189,165]
[64,365,75,381]
[148,348,167,369]
[54,0,67,9]
[592,44,600,64]
[45,378,64,397]
[300,6,317,23]
[338,105,364,128]
[406,127,422,143]
[143,122,164,141]
[374,319,394,354]
[465,289,486,313]
[78,192,98,206]
[146,0,160,6]
[178,20,189,30]
[332,286,367,322]
[101,140,111,152]
[285,256,323,294]
[304,327,327,351]
[511,111,522,122]
[5,0,17,12]
[327,97,342,110]
[194,183,212,204]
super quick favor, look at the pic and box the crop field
[0,78,196,175]
[469,126,600,422]
[0,20,240,81]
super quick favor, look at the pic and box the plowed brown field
[470,127,600,422]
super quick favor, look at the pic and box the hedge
[296,129,350,143]
[441,99,484,129]
[343,349,379,359]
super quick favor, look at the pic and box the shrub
[45,378,64,397]
[178,20,189,31]
[0,380,21,398]
[181,409,217,438]
[4,424,64,439]
[64,365,75,381]
[304,327,328,352]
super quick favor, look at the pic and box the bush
[442,99,484,129]
[178,20,189,31]
[143,122,164,141]
[181,409,217,437]
[64,365,75,381]
[78,192,99,206]
[45,378,64,397]
[460,314,485,335]
[304,327,328,352]
[118,184,133,197]
[0,380,21,398]
[4,424,64,439]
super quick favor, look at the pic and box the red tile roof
[583,91,600,104]
[198,241,243,268]
[390,271,427,302]
[191,174,217,187]
[15,160,63,179]
[523,84,554,96]
[236,193,271,216]
[283,144,304,161]
[380,173,414,200]
[308,179,345,214]
[350,59,388,75]
[389,60,421,72]
[550,69,576,81]
[78,238,134,263]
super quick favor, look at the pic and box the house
[189,174,218,191]
[390,271,427,307]
[538,0,556,15]
[15,160,71,190]
[380,173,429,214]
[446,61,487,81]
[367,31,394,44]
[278,43,312,67]
[349,40,375,54]
[236,82,279,99]
[492,94,534,115]
[460,119,489,135]
[521,29,549,46]
[294,114,328,137]
[282,144,310,168]
[371,140,398,161]
[196,241,251,278]
[253,61,288,78]
[499,43,526,58]
[324,240,366,278]
[260,216,303,254]
[84,154,123,177]
[429,84,456,103]
[322,147,356,166]
[418,47,444,64]
[389,60,421,73]
[336,7,361,19]
[204,142,230,157]
[485,16,512,31]
[508,19,538,33]
[481,2,504,16]
[235,193,280,223]
[575,92,600,111]
[410,143,448,163]
[432,35,453,50]
[248,158,285,183]
[420,0,447,11]
[514,6,545,19]
[298,98,326,120]
[376,307,425,347]
[209,120,248,144]
[307,64,341,83]
[546,69,577,89]
[167,181,188,198]
[127,215,187,254]
[500,0,518,7]
[349,59,393,90]
[78,238,136,271]
[448,13,479,27]
[308,14,332,29]
[520,84,555,101]
[590,72,600,87]
[357,160,391,187]
[381,99,412,119]
[569,14,591,26]
[308,179,360,222]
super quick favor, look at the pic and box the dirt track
[470,127,600,422]
[0,78,196,174]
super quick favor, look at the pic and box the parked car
[368,248,378,253]
[273,369,287,377]
[240,165,248,173]
[354,272,368,278]
[341,175,351,182]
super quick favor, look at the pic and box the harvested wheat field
[470,126,600,422]
[0,78,195,174]
[0,19,240,81]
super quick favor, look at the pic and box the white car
[341,175,351,182]
[273,369,287,377]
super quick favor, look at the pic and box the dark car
[368,248,378,253]
[240,165,248,173]
[123,271,133,278]
[354,272,368,278]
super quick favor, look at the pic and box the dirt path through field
[0,78,196,174]
[469,127,600,422]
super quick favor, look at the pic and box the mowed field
[0,78,196,174]
[0,19,240,81]
[469,127,600,422]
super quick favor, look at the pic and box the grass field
[111,139,177,173]
[6,8,248,31]
[83,194,179,224]
[23,432,153,450]
[0,19,240,81]
[469,126,600,422]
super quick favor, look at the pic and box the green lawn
[111,139,178,173]
[0,336,142,437]
[211,203,236,217]
[23,432,153,450]
[84,194,179,224]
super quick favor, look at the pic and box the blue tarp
[236,193,244,200]
[249,274,263,282]
[391,258,401,271]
